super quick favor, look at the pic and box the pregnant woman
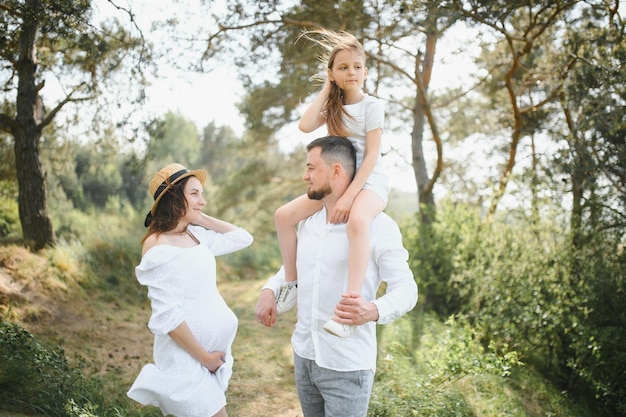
[128,163,253,417]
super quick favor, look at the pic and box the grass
[0,242,302,417]
[0,242,601,417]
[218,279,301,417]
[371,312,598,417]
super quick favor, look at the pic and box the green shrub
[402,200,626,415]
[220,235,281,282]
[0,183,20,240]
[564,231,626,415]
[402,202,483,316]
[0,321,104,417]
[81,238,144,304]
[370,313,599,417]
[370,314,522,416]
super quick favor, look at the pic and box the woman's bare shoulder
[142,233,160,256]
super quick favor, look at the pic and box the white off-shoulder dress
[128,225,253,417]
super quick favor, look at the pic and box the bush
[370,313,598,417]
[0,181,20,240]
[565,231,626,415]
[81,238,144,304]
[370,314,521,416]
[402,201,626,415]
[402,202,483,316]
[0,321,104,416]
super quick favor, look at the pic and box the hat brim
[149,169,207,217]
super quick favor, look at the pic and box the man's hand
[255,288,278,327]
[333,293,379,325]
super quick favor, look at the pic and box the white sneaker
[275,281,297,314]
[323,319,354,337]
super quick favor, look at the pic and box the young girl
[274,30,389,337]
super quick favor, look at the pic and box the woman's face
[181,176,206,225]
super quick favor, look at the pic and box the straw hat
[144,163,207,227]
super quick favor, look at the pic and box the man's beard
[307,183,331,200]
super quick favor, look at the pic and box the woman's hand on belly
[202,350,226,373]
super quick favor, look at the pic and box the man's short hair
[306,136,357,180]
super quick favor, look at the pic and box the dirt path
[1,256,302,417]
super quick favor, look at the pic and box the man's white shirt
[264,207,418,372]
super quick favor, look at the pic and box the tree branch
[104,0,149,62]
[485,3,575,218]
[0,113,18,132]
[0,2,18,17]
[365,51,416,84]
[37,83,92,131]
[205,15,343,63]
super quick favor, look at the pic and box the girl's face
[328,49,367,93]
[181,176,205,225]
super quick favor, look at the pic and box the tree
[448,0,581,218]
[198,0,464,222]
[555,5,626,411]
[145,111,203,171]
[557,1,626,241]
[0,0,146,250]
[439,2,626,411]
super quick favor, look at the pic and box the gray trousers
[294,353,375,417]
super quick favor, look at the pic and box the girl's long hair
[299,29,366,138]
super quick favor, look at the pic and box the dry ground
[0,246,302,417]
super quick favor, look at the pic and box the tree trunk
[13,0,55,250]
[412,94,435,217]
[412,29,439,224]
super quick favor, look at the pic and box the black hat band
[152,168,190,200]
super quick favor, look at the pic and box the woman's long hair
[300,29,366,138]
[142,177,190,243]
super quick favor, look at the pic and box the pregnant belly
[187,305,238,351]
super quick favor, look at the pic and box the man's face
[303,147,332,201]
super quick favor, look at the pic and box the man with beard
[256,135,418,417]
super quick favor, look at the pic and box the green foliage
[371,318,473,416]
[403,200,626,415]
[558,8,626,223]
[145,111,202,170]
[371,313,596,416]
[200,122,242,184]
[402,202,482,315]
[0,182,19,239]
[81,238,144,304]
[42,205,147,304]
[0,321,104,417]
[370,314,528,417]
[44,135,143,214]
[564,231,626,415]
[0,134,14,182]
[52,199,141,244]
[65,400,101,417]
[451,216,625,414]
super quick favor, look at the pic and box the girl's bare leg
[324,189,384,337]
[275,194,323,282]
[275,195,323,314]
